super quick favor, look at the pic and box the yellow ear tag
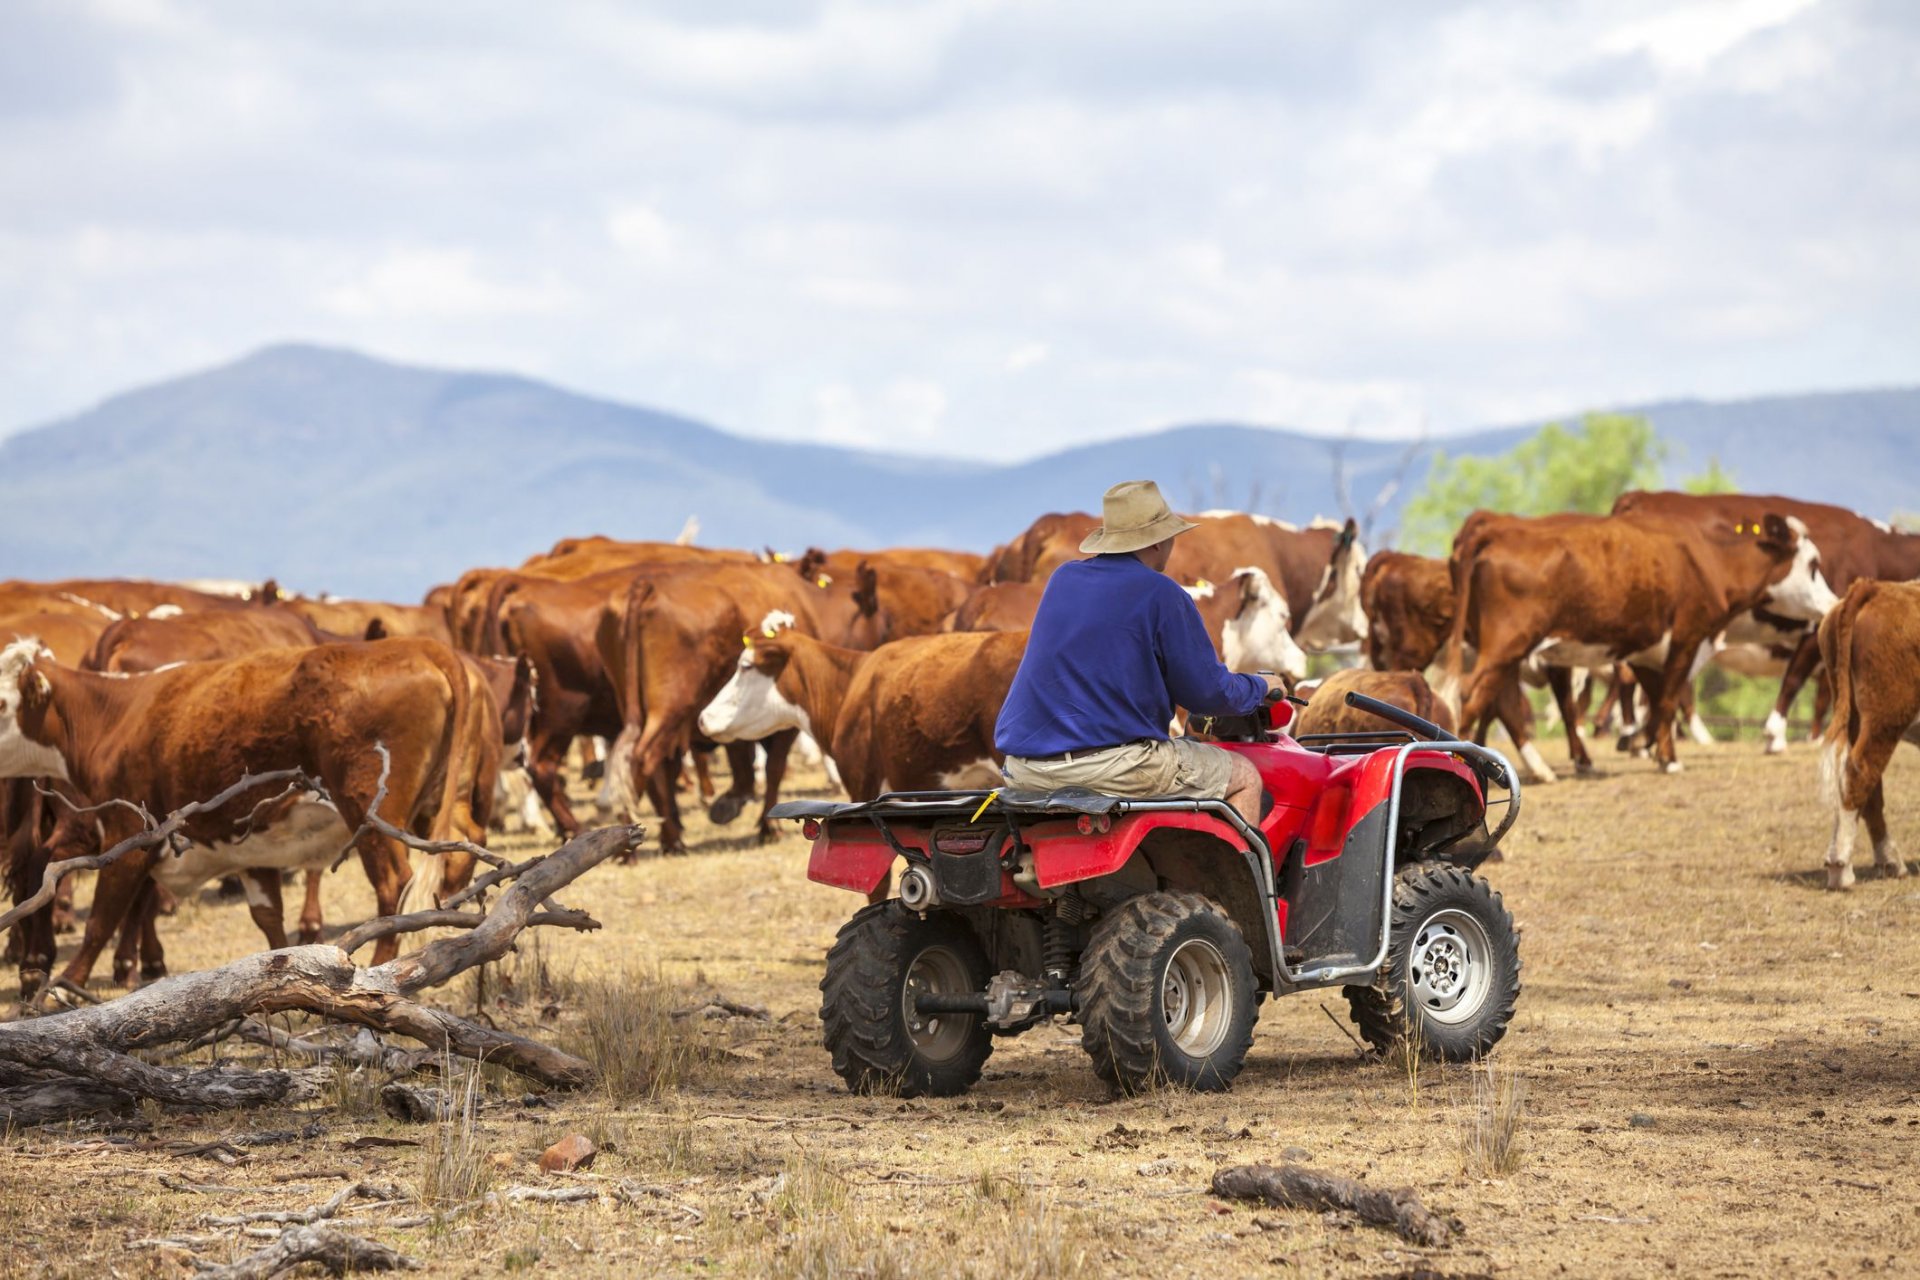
[762,623,781,638]
[815,574,832,588]
[1195,578,1211,591]
[742,633,753,647]
[773,552,788,563]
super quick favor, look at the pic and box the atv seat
[771,785,1272,825]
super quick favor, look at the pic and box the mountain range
[2,344,1914,600]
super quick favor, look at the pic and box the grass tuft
[1461,1054,1528,1176]
[420,1062,492,1209]
[563,964,707,1102]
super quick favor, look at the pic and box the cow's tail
[1432,543,1475,722]
[606,579,657,820]
[1817,579,1876,812]
[416,639,481,910]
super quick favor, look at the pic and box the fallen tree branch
[0,767,312,934]
[200,1180,408,1227]
[197,1224,420,1278]
[1210,1163,1455,1248]
[333,906,598,956]
[0,823,645,1123]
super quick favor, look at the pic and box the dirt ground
[4,732,1919,1279]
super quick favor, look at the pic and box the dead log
[198,1224,419,1278]
[0,823,643,1124]
[1209,1162,1455,1248]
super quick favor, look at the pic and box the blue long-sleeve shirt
[995,553,1269,757]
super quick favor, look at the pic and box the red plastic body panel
[805,825,1050,908]
[1028,812,1248,888]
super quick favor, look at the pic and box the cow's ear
[754,640,794,676]
[1758,513,1794,553]
[21,665,51,714]
[1339,517,1358,548]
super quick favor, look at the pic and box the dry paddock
[4,734,1919,1279]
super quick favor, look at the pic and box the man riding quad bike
[771,482,1522,1095]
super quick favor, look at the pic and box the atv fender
[1028,811,1249,889]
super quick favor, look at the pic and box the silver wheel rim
[1407,908,1494,1026]
[1162,938,1233,1058]
[902,944,974,1061]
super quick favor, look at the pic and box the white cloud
[323,249,576,320]
[0,0,1913,460]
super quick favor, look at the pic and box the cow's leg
[1545,667,1593,774]
[709,741,758,826]
[527,736,582,838]
[691,747,717,803]
[1590,667,1624,736]
[647,762,684,855]
[1863,778,1905,879]
[137,889,165,983]
[241,868,290,950]
[51,871,75,934]
[58,844,156,992]
[755,729,799,842]
[1641,655,1690,774]
[111,882,148,987]
[1469,663,1554,784]
[299,868,325,944]
[1613,666,1650,755]
[1764,633,1822,754]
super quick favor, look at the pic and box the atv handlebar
[1342,690,1449,742]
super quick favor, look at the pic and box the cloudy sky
[2,0,1914,457]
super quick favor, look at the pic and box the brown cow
[698,629,1027,800]
[794,552,970,637]
[0,637,489,990]
[1817,580,1920,889]
[1613,491,1920,752]
[945,581,1044,633]
[804,546,987,582]
[1361,551,1455,674]
[85,606,326,672]
[602,563,835,850]
[1444,511,1835,778]
[1292,668,1457,738]
[288,597,453,645]
[979,510,1368,652]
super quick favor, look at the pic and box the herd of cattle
[0,489,1916,1002]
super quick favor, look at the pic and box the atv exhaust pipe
[898,864,938,911]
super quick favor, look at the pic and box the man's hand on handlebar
[1259,673,1288,703]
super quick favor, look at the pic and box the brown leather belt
[1020,738,1154,763]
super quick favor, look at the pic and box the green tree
[1681,456,1738,494]
[1399,412,1665,554]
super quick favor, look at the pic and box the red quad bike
[770,691,1523,1096]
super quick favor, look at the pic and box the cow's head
[0,637,70,781]
[1753,514,1841,621]
[1223,567,1308,682]
[1294,518,1370,651]
[699,635,809,743]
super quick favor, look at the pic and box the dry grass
[1459,1054,1528,1176]
[420,1062,492,1209]
[7,738,1920,1277]
[562,963,708,1102]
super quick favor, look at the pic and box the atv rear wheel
[819,903,992,1097]
[1077,891,1257,1094]
[1345,863,1520,1062]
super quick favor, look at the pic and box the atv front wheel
[1345,863,1520,1062]
[1077,891,1258,1094]
[819,903,992,1097]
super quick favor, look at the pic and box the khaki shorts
[1002,737,1237,800]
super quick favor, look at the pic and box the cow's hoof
[112,961,135,987]
[1661,760,1685,774]
[1826,865,1855,890]
[140,962,167,983]
[298,927,322,945]
[756,823,779,845]
[581,759,607,783]
[18,970,46,1002]
[708,793,747,826]
[1573,759,1597,776]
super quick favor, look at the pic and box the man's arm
[1156,587,1275,715]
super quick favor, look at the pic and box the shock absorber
[1044,894,1086,984]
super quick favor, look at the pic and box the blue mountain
[1,344,1913,599]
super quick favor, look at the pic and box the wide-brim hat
[1079,480,1199,555]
